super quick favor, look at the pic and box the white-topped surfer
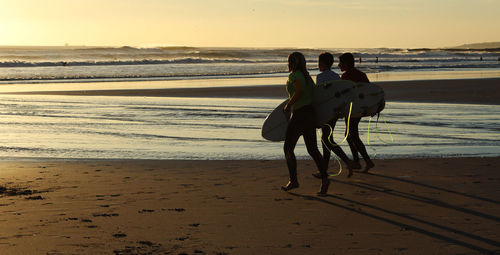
[315,52,356,178]
[281,52,330,195]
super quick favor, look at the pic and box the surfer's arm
[284,80,303,112]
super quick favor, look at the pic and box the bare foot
[351,161,362,170]
[347,160,356,178]
[312,172,322,179]
[363,161,375,173]
[347,168,353,178]
[317,179,330,195]
[281,181,299,191]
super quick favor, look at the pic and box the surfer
[315,52,355,178]
[281,52,330,195]
[338,53,375,172]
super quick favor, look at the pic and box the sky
[1,0,499,48]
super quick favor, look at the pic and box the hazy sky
[1,0,499,48]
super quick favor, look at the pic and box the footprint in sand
[92,213,119,217]
[166,208,185,212]
[274,198,293,201]
[138,209,155,213]
[114,241,166,254]
[25,196,43,200]
[113,233,127,238]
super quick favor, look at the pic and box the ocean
[0,46,499,160]
[1,46,499,83]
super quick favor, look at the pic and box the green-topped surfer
[281,52,330,195]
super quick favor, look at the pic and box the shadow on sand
[288,191,498,254]
[366,172,500,205]
[287,171,500,254]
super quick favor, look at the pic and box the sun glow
[1,0,499,48]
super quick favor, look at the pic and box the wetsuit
[284,70,327,182]
[341,67,371,165]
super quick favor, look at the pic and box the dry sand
[0,158,499,254]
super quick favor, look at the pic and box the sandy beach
[0,78,499,254]
[0,158,499,254]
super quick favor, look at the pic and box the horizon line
[1,42,499,50]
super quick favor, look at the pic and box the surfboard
[312,80,356,126]
[347,82,385,118]
[261,99,290,141]
[261,81,385,141]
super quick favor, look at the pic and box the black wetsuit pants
[283,105,327,182]
[321,117,351,167]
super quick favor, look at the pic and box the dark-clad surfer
[338,52,375,172]
[282,52,330,195]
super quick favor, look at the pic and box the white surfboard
[261,99,290,141]
[312,80,356,126]
[347,82,385,118]
[261,82,385,141]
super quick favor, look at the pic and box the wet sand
[0,158,499,254]
[4,78,500,105]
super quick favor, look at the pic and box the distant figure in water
[281,52,330,195]
[62,62,68,66]
[338,53,375,173]
[359,57,362,63]
[480,56,483,61]
[375,56,379,63]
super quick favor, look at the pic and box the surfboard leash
[320,101,353,177]
[323,101,352,147]
[367,113,395,158]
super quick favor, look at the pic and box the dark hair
[339,52,355,68]
[318,52,334,68]
[288,52,312,81]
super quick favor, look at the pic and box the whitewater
[1,46,499,83]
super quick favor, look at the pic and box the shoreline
[0,153,499,162]
[1,157,499,254]
[2,77,499,105]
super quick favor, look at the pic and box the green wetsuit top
[286,70,314,112]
